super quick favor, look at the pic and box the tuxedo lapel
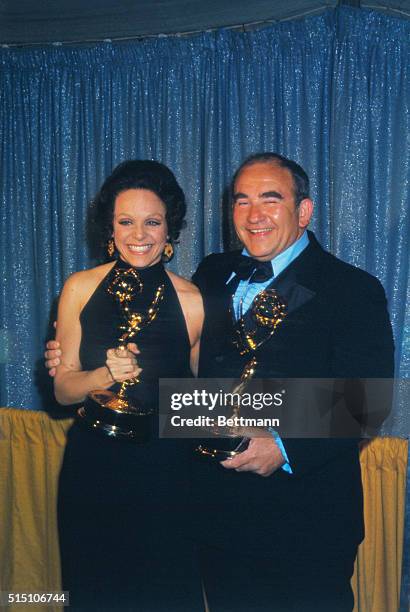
[269,231,325,314]
[270,269,316,316]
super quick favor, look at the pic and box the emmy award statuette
[79,266,164,440]
[196,289,287,460]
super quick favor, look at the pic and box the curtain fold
[0,8,409,426]
[0,409,72,611]
[352,439,408,612]
[399,439,410,611]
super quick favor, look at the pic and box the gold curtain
[0,409,72,612]
[0,408,407,612]
[352,438,408,612]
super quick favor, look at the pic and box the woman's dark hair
[89,160,186,260]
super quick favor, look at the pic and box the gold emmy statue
[79,266,164,440]
[196,289,287,460]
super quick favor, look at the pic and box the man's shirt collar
[241,230,309,278]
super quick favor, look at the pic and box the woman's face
[112,189,168,268]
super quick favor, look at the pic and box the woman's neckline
[114,257,165,277]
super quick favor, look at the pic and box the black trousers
[200,541,358,612]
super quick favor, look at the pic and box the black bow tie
[232,255,274,283]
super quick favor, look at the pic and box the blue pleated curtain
[0,7,409,436]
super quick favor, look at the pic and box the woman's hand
[105,343,142,383]
[45,333,141,383]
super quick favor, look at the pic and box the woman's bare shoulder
[65,262,113,284]
[166,271,201,298]
[61,262,115,307]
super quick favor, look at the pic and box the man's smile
[247,227,273,235]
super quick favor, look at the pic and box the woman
[54,160,204,611]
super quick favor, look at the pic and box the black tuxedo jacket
[191,231,394,558]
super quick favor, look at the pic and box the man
[190,153,394,611]
[46,153,394,611]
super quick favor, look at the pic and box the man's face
[232,162,313,261]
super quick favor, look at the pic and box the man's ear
[298,198,314,229]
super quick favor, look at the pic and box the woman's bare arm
[54,267,141,405]
[54,270,113,404]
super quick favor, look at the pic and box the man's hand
[45,340,61,377]
[221,437,286,477]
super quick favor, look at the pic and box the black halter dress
[57,260,202,611]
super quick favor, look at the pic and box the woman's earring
[107,239,115,258]
[163,242,174,261]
